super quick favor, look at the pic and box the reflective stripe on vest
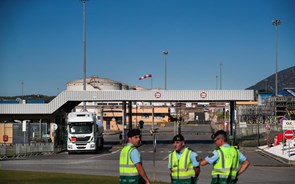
[168,147,195,180]
[212,146,240,178]
[119,145,139,176]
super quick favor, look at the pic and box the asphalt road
[1,124,295,183]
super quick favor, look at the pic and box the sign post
[284,130,294,157]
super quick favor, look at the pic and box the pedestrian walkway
[258,139,295,166]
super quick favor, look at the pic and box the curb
[256,148,295,167]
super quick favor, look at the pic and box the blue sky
[0,0,294,96]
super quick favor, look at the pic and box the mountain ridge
[246,66,295,92]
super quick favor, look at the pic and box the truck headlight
[68,145,72,149]
[90,144,95,148]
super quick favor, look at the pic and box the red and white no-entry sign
[154,92,161,98]
[200,91,207,99]
[284,129,294,140]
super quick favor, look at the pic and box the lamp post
[21,82,24,99]
[162,50,168,90]
[82,0,87,111]
[216,75,218,90]
[272,19,281,96]
[220,63,223,90]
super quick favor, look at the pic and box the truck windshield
[69,122,93,134]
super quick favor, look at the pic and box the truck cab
[67,112,104,154]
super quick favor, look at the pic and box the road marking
[162,155,169,160]
[86,149,121,160]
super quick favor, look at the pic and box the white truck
[67,111,104,154]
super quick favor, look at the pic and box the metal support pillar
[229,101,235,145]
[122,101,127,143]
[128,101,132,130]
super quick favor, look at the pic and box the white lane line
[87,149,121,160]
[162,155,169,161]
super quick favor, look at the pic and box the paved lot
[1,124,295,183]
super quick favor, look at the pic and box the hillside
[246,66,295,92]
[0,94,55,103]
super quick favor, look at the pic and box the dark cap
[211,130,227,140]
[172,134,184,142]
[127,129,141,137]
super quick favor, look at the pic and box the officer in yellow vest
[168,134,200,184]
[200,130,250,184]
[119,129,151,184]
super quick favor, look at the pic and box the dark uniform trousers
[171,177,197,184]
[120,175,145,184]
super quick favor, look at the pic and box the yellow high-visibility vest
[212,146,240,179]
[168,147,195,180]
[119,145,139,176]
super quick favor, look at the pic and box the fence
[0,143,54,160]
[235,123,283,147]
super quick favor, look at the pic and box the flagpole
[151,76,153,89]
[139,74,152,89]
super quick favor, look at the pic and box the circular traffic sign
[155,92,161,98]
[200,91,207,99]
[280,117,288,124]
[284,129,294,140]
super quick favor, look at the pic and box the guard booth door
[105,118,111,130]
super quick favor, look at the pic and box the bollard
[274,136,279,146]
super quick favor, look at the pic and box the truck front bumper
[67,142,96,152]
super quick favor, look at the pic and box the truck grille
[77,146,86,149]
[76,136,91,142]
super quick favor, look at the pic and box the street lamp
[272,19,281,96]
[216,75,218,90]
[21,81,24,99]
[162,50,168,90]
[220,63,223,90]
[82,0,87,111]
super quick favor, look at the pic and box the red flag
[139,74,152,80]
